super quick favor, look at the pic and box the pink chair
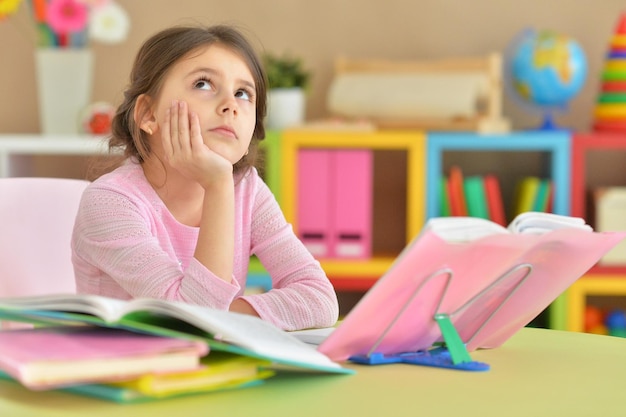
[0,177,89,327]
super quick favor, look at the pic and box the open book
[0,295,351,374]
[421,211,592,242]
[308,212,626,362]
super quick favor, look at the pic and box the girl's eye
[194,77,212,91]
[235,88,254,101]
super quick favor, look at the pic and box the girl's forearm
[194,177,235,282]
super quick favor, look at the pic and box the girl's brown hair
[104,24,267,177]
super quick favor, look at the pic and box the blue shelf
[425,132,571,220]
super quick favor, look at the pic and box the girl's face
[153,43,257,164]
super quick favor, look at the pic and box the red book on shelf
[484,174,506,226]
[447,166,467,216]
[545,181,554,213]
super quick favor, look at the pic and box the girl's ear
[134,94,157,135]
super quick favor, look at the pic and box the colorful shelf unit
[566,132,626,332]
[183,128,626,328]
[279,129,426,291]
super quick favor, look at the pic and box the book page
[423,216,508,242]
[118,299,346,372]
[0,294,128,323]
[422,212,593,243]
[508,212,591,234]
[289,327,336,346]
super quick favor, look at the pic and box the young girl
[71,25,339,331]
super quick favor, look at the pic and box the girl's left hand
[161,100,233,188]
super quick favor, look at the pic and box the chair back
[0,177,89,300]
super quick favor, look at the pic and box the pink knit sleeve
[239,178,339,331]
[72,184,241,308]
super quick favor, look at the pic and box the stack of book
[0,296,351,403]
[440,166,552,225]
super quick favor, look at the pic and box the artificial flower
[0,0,23,21]
[46,0,89,34]
[1,0,129,47]
[89,0,129,44]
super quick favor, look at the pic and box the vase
[266,88,306,129]
[35,48,94,135]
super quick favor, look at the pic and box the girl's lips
[210,126,237,139]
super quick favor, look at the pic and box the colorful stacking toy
[594,13,626,133]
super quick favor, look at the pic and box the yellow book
[111,353,273,398]
[511,177,540,217]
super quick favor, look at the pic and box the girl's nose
[218,94,238,116]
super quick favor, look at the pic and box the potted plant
[263,52,310,129]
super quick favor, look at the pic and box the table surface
[1,327,625,417]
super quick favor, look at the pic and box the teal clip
[349,313,490,371]
[433,313,472,365]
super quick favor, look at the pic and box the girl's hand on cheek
[161,100,233,188]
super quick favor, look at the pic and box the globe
[506,29,588,130]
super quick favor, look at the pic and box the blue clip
[349,348,489,371]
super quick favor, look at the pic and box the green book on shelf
[439,176,451,216]
[532,179,552,213]
[463,175,489,219]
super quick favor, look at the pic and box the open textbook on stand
[299,212,626,370]
[0,295,351,375]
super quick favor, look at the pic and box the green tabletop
[1,327,625,417]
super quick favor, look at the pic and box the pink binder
[297,150,332,257]
[331,150,373,258]
[318,228,626,362]
[297,149,374,259]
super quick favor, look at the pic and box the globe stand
[533,111,570,132]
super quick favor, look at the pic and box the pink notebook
[318,219,626,362]
[0,326,208,389]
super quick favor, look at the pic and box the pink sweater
[71,161,339,331]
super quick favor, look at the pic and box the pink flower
[46,0,89,34]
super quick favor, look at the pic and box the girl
[71,25,339,331]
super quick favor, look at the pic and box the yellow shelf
[319,256,396,277]
[274,129,426,290]
[566,274,626,332]
[280,129,426,246]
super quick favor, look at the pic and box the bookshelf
[4,131,626,331]
[566,132,626,332]
[249,129,616,330]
